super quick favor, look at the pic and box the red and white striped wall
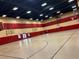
[0,12,79,45]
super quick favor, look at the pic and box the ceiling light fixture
[27,11,31,14]
[41,3,47,7]
[36,19,39,21]
[73,8,77,11]
[49,7,54,10]
[49,17,52,18]
[16,16,20,19]
[45,15,48,18]
[57,11,60,13]
[60,13,63,15]
[68,0,74,2]
[12,7,18,11]
[40,14,43,16]
[72,5,76,8]
[30,18,33,20]
[41,19,43,21]
[2,15,7,17]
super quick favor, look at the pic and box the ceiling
[0,0,78,21]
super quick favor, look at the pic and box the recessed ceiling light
[60,13,63,15]
[45,15,48,18]
[40,14,43,16]
[41,19,43,21]
[16,16,20,19]
[12,7,18,11]
[57,11,60,13]
[30,18,33,20]
[49,7,54,10]
[36,19,39,21]
[41,3,47,7]
[72,5,76,8]
[27,11,31,14]
[2,15,7,17]
[49,17,52,18]
[73,8,77,11]
[68,0,74,2]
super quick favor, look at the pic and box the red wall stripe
[3,23,43,29]
[0,35,18,45]
[0,22,3,30]
[46,24,79,33]
[44,14,79,26]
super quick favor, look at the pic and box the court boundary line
[26,40,48,59]
[0,54,24,59]
[50,30,76,59]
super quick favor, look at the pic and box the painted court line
[50,30,76,59]
[26,40,48,59]
[0,55,24,59]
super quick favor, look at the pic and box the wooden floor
[0,29,79,59]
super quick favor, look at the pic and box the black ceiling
[0,0,78,21]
